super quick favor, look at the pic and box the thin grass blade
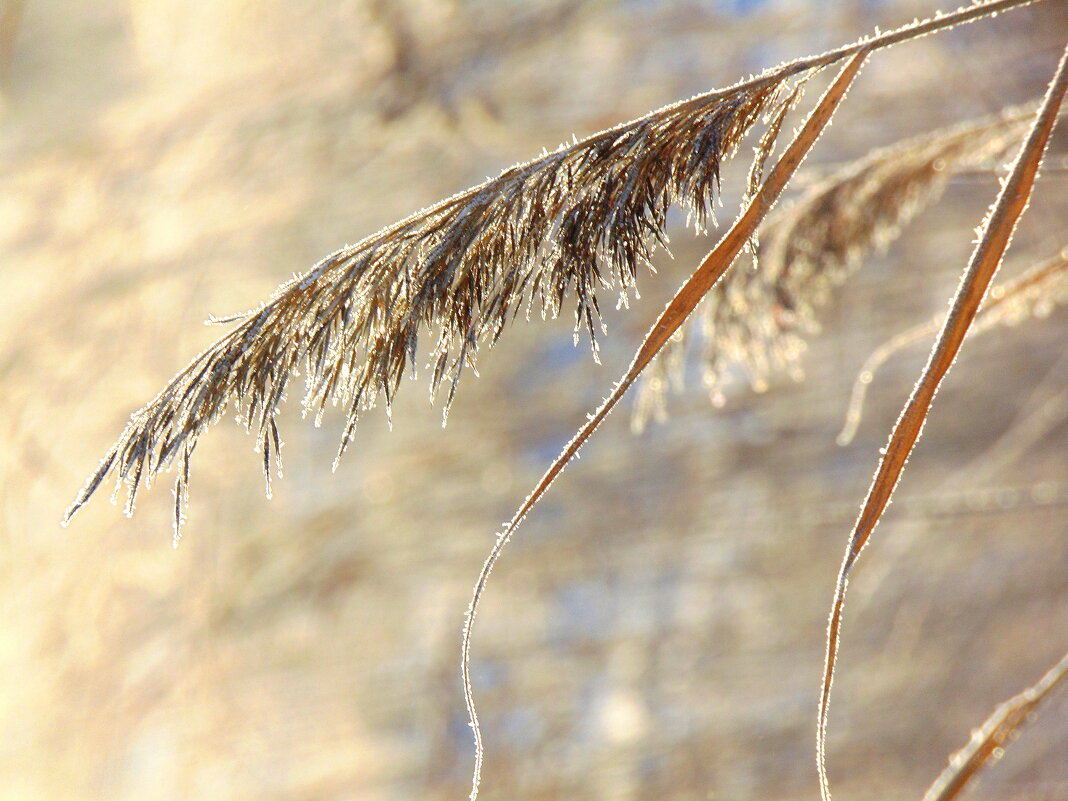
[816,42,1068,801]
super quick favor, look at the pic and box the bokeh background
[2,1,1067,799]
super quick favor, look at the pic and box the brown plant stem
[461,49,871,801]
[816,42,1068,801]
[921,648,1068,801]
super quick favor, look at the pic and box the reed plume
[65,69,814,543]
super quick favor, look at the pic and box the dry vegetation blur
[2,1,1067,800]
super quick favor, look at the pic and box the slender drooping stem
[461,49,871,801]
[816,42,1068,801]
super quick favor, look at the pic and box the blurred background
[1,1,1067,799]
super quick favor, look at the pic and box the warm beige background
[1,1,1066,800]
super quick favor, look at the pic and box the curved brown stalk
[837,251,1068,446]
[817,43,1068,801]
[461,49,871,801]
[921,648,1068,801]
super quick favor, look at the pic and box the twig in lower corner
[921,649,1068,801]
